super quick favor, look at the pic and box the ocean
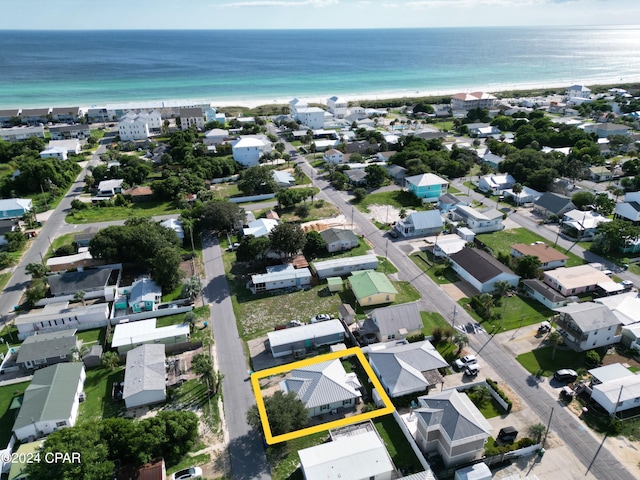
[1,26,640,108]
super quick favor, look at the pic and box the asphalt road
[201,233,270,480]
[296,159,635,480]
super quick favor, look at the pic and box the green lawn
[212,182,241,199]
[354,190,423,213]
[410,252,459,284]
[0,381,29,445]
[77,327,105,347]
[421,311,451,337]
[377,256,398,274]
[162,283,183,302]
[78,366,126,423]
[257,199,340,223]
[477,228,584,267]
[267,432,329,480]
[0,272,12,293]
[0,324,20,349]
[516,346,587,377]
[465,389,504,418]
[458,294,554,333]
[312,238,372,261]
[66,201,182,224]
[393,281,422,304]
[374,415,423,474]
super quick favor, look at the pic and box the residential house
[73,226,101,247]
[47,268,115,296]
[279,359,361,417]
[349,270,398,307]
[503,186,541,205]
[469,125,501,138]
[583,123,631,138]
[323,148,344,164]
[128,278,162,313]
[589,363,634,386]
[232,136,272,167]
[621,323,640,351]
[46,250,105,273]
[478,173,516,194]
[50,106,80,123]
[543,265,612,296]
[395,210,443,238]
[405,173,449,202]
[368,340,448,397]
[39,146,68,160]
[19,107,50,125]
[178,107,205,131]
[118,112,151,140]
[327,96,348,119]
[124,185,154,202]
[295,107,326,129]
[15,330,79,370]
[437,193,469,213]
[123,344,166,409]
[319,228,359,253]
[368,303,423,343]
[448,248,520,293]
[386,164,407,184]
[554,302,622,351]
[510,243,569,270]
[408,389,492,468]
[242,218,279,238]
[0,219,17,247]
[249,264,312,294]
[589,166,613,182]
[521,279,568,309]
[614,192,640,225]
[567,85,591,99]
[0,126,45,142]
[268,320,345,358]
[49,124,91,140]
[596,292,640,326]
[449,205,504,234]
[203,128,229,146]
[111,319,190,354]
[96,179,124,197]
[15,303,111,340]
[433,235,468,258]
[591,376,640,415]
[47,138,82,155]
[160,218,185,241]
[299,427,396,480]
[289,98,308,117]
[12,363,86,442]
[482,152,505,169]
[451,92,497,111]
[533,192,575,219]
[313,254,378,279]
[0,198,32,219]
[345,169,367,186]
[561,209,611,240]
[0,108,20,126]
[272,170,296,188]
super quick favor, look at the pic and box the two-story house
[404,173,448,202]
[394,210,443,238]
[478,173,516,194]
[449,205,504,234]
[543,265,612,296]
[554,302,622,351]
[232,136,272,167]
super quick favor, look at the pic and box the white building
[161,218,185,241]
[232,136,272,167]
[123,344,166,409]
[451,92,497,111]
[312,254,379,279]
[203,128,229,146]
[16,302,111,340]
[478,173,516,194]
[179,107,205,131]
[566,85,592,99]
[97,179,124,197]
[242,218,278,238]
[450,205,504,234]
[249,264,312,294]
[289,98,308,117]
[591,375,640,415]
[0,126,45,142]
[323,148,345,164]
[296,107,326,129]
[111,318,190,354]
[327,96,348,119]
[118,112,152,141]
[39,146,68,160]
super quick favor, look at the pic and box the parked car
[463,364,480,376]
[497,426,518,444]
[172,467,202,480]
[388,229,399,238]
[287,319,304,328]
[554,369,578,383]
[310,313,331,323]
[454,355,477,370]
[537,321,551,334]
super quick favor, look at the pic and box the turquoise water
[1,26,640,108]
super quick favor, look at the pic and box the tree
[101,351,120,371]
[184,311,198,331]
[529,423,547,442]
[247,391,308,436]
[269,223,306,260]
[303,230,326,259]
[295,203,310,219]
[5,230,26,252]
[547,331,563,360]
[606,184,624,202]
[238,165,278,195]
[191,352,215,390]
[514,255,542,279]
[152,247,184,291]
[511,182,523,205]
[592,219,640,254]
[181,276,202,301]
[26,262,49,279]
[25,278,47,304]
[593,193,615,216]
[235,235,271,264]
[352,187,367,202]
[453,333,469,355]
[585,349,601,367]
[365,164,389,188]
[73,290,86,306]
[571,191,595,210]
[198,200,245,233]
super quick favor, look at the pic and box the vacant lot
[0,381,29,445]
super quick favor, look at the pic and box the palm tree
[511,182,523,205]
[101,351,120,371]
[453,332,469,355]
[73,290,86,306]
[529,423,547,443]
[547,331,563,360]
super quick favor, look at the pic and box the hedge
[487,378,513,412]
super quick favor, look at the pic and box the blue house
[0,198,32,219]
[128,278,162,313]
[404,173,448,202]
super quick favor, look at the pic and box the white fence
[228,193,276,203]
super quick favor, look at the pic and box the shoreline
[5,75,640,112]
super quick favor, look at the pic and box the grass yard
[354,190,423,213]
[212,182,241,199]
[258,200,340,223]
[377,256,398,274]
[78,366,126,423]
[0,272,12,293]
[0,324,20,348]
[77,327,105,347]
[410,252,459,284]
[465,389,504,418]
[0,381,29,445]
[421,311,451,337]
[458,294,554,333]
[516,346,587,377]
[477,228,584,267]
[66,201,182,224]
[48,232,76,258]
[374,415,424,474]
[313,238,372,261]
[267,432,329,480]
[393,281,422,304]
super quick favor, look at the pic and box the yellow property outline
[250,346,395,444]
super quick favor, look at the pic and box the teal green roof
[349,271,397,299]
[13,363,84,430]
[327,277,343,286]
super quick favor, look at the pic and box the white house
[450,205,504,234]
[279,359,361,417]
[566,85,592,99]
[118,112,151,141]
[319,228,359,253]
[622,323,640,352]
[289,98,308,117]
[203,128,229,146]
[179,107,205,131]
[249,264,312,294]
[123,344,166,409]
[395,210,443,238]
[543,265,613,296]
[591,375,640,415]
[554,302,622,351]
[12,363,86,442]
[449,248,520,293]
[295,107,326,129]
[97,179,124,197]
[327,96,348,119]
[232,136,272,167]
[478,173,516,194]
[312,254,378,279]
[272,170,296,188]
[268,320,345,358]
[39,146,68,160]
[561,209,611,240]
[521,279,568,309]
[16,302,111,340]
[502,186,541,205]
[48,139,82,155]
[160,218,185,241]
[111,318,190,354]
[323,148,344,164]
[243,218,279,238]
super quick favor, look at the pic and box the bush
[487,378,513,412]
[295,203,310,218]
[407,332,425,343]
[352,188,367,202]
[585,349,601,367]
[55,244,77,256]
[0,252,12,269]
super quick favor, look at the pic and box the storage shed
[267,320,345,358]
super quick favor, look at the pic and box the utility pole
[543,407,554,448]
[451,304,457,329]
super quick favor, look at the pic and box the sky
[1,0,639,30]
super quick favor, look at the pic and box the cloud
[218,0,338,7]
[404,0,557,7]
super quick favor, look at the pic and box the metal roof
[268,320,345,348]
[111,319,189,348]
[349,270,397,299]
[123,344,166,400]
[371,303,422,337]
[554,302,621,331]
[47,268,112,296]
[16,330,77,364]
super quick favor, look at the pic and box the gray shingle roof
[123,344,166,400]
[47,268,113,296]
[372,303,423,337]
[16,330,77,364]
[449,248,516,283]
[13,363,84,430]
[555,302,621,331]
[319,228,358,245]
[522,279,566,303]
[534,192,573,215]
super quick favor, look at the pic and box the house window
[56,421,66,427]
[320,404,330,411]
[387,334,395,340]
[634,398,640,404]
[343,399,351,405]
